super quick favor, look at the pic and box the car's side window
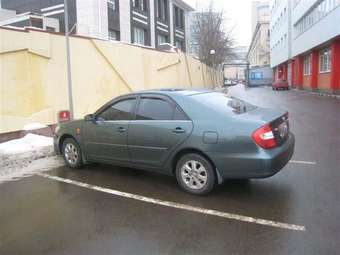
[136,98,174,120]
[173,106,189,120]
[97,98,136,121]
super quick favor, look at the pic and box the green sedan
[54,89,295,195]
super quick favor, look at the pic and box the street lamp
[210,49,217,86]
[64,0,74,120]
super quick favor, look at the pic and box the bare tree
[191,2,234,68]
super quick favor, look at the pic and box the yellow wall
[0,28,222,133]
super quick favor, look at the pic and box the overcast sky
[186,0,253,47]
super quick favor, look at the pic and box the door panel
[128,121,193,166]
[83,121,129,162]
[82,97,136,163]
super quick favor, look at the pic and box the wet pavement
[1,85,339,254]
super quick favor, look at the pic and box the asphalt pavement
[0,85,339,255]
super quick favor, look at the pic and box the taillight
[58,110,71,123]
[252,124,277,149]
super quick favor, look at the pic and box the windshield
[192,92,257,115]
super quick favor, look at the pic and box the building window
[303,54,311,75]
[319,48,331,73]
[157,0,168,21]
[174,5,184,29]
[109,30,119,41]
[46,26,56,32]
[294,0,340,37]
[133,27,145,45]
[175,40,184,50]
[30,17,43,29]
[108,0,116,11]
[132,0,148,12]
[157,34,168,45]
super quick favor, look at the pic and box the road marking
[37,173,306,232]
[289,160,316,165]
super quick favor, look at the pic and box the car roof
[129,88,214,97]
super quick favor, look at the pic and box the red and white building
[270,0,340,93]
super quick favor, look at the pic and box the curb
[314,92,340,100]
[291,88,340,100]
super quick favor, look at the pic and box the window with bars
[303,54,311,75]
[157,34,168,45]
[319,48,331,73]
[133,27,145,45]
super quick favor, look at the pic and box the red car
[272,79,289,90]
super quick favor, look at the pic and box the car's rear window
[192,92,257,114]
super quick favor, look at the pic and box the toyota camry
[54,89,294,195]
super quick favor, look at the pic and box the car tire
[62,138,83,169]
[175,153,216,195]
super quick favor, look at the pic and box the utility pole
[210,49,216,87]
[64,0,74,120]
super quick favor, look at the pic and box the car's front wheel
[62,138,83,168]
[175,153,216,195]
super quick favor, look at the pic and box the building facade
[0,10,60,32]
[248,1,270,67]
[0,0,193,51]
[251,0,270,34]
[270,0,340,93]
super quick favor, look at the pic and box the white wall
[0,8,16,21]
[269,0,291,67]
[292,0,319,24]
[43,17,60,32]
[119,0,131,43]
[292,4,340,56]
[169,0,175,45]
[76,0,108,40]
[150,0,156,48]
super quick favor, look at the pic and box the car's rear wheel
[62,138,83,168]
[175,153,216,195]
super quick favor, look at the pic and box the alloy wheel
[64,143,78,165]
[180,160,208,190]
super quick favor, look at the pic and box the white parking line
[37,173,306,232]
[289,160,316,165]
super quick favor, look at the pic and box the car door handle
[172,127,185,134]
[118,127,126,133]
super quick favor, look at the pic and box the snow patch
[23,122,48,131]
[0,133,53,155]
[0,156,64,183]
[0,134,56,178]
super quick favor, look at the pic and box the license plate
[278,121,289,139]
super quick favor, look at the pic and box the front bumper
[207,133,295,179]
[53,135,62,155]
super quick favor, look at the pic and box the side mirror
[84,114,95,121]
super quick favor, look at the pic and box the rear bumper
[273,83,289,88]
[207,133,295,179]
